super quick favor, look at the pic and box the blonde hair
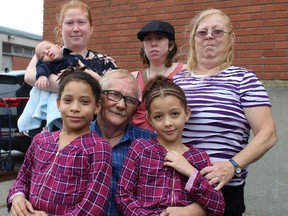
[35,40,51,60]
[187,8,235,72]
[54,0,93,44]
[100,69,141,99]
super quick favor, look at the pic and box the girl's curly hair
[57,66,101,102]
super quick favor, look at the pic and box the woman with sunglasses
[173,8,277,216]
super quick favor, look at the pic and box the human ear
[229,32,235,47]
[90,24,94,35]
[185,107,191,122]
[146,111,153,126]
[169,40,175,51]
[94,100,102,115]
[57,98,61,110]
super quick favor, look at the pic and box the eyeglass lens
[195,30,228,38]
[104,90,139,108]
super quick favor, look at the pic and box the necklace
[85,49,90,59]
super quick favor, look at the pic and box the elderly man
[90,69,207,216]
[90,69,156,215]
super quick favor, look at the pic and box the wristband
[185,169,198,191]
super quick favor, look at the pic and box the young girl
[116,75,225,216]
[7,67,112,216]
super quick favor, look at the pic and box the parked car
[0,70,32,154]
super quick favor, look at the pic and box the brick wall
[12,56,31,70]
[43,0,288,80]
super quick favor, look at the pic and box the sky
[0,0,44,35]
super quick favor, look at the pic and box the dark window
[3,43,12,54]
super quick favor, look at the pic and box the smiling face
[60,8,93,52]
[194,13,233,67]
[57,80,100,134]
[98,76,139,130]
[148,95,190,145]
[143,32,172,64]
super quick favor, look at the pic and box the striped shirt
[7,131,112,215]
[173,66,271,186]
[116,138,225,216]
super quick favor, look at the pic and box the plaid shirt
[116,138,225,216]
[90,121,156,216]
[7,130,112,215]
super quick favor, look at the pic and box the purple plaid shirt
[116,138,225,216]
[7,130,112,215]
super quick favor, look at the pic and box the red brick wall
[12,56,31,70]
[43,0,288,80]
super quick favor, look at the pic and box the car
[0,70,32,155]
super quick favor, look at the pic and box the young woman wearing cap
[131,20,186,131]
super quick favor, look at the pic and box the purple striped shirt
[7,130,112,215]
[173,66,271,186]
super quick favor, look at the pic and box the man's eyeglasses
[102,90,141,108]
[195,29,230,38]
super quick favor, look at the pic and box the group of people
[7,0,277,216]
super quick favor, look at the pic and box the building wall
[244,82,288,216]
[43,0,288,80]
[12,56,31,70]
[0,30,40,71]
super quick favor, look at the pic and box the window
[24,47,34,56]
[13,46,22,55]
[2,43,34,58]
[3,43,12,54]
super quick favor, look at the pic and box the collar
[89,121,132,146]
[62,48,90,58]
[62,48,73,57]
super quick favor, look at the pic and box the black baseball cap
[137,20,175,41]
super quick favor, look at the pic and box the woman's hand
[25,54,60,92]
[200,160,235,190]
[78,60,101,81]
[10,195,35,216]
[163,150,195,177]
[25,55,38,86]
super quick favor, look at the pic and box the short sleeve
[240,70,271,108]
